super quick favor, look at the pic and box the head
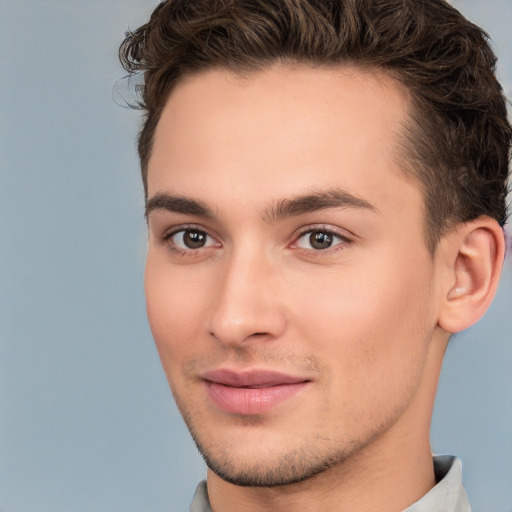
[119,0,510,494]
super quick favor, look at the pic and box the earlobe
[437,218,505,334]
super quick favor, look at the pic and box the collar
[404,455,471,512]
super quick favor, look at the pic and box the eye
[294,229,348,251]
[168,228,218,250]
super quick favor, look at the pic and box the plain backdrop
[0,1,511,511]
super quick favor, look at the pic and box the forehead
[148,64,420,220]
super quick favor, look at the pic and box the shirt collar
[404,455,471,512]
[189,481,211,512]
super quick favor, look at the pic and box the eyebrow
[145,193,215,220]
[264,188,377,222]
[145,187,377,222]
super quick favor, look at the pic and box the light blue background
[0,1,510,511]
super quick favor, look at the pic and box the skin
[144,65,504,512]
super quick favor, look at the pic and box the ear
[436,217,506,333]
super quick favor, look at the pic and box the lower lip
[205,381,310,415]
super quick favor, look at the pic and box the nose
[207,250,287,347]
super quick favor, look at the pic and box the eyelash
[161,224,219,257]
[291,225,352,255]
[160,224,353,257]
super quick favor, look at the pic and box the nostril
[246,332,273,341]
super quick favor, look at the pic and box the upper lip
[201,369,310,388]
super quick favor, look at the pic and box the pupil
[184,230,206,248]
[310,231,332,249]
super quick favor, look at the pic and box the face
[145,65,444,487]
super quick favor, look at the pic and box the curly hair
[119,0,511,252]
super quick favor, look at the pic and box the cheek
[144,255,210,371]
[290,250,435,398]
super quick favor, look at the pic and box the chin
[190,426,354,488]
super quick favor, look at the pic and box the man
[119,0,511,510]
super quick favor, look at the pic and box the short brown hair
[119,0,511,252]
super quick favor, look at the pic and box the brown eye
[309,231,333,250]
[183,230,207,248]
[294,229,348,251]
[170,229,216,250]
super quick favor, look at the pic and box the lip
[201,369,311,415]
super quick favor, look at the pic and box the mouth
[201,369,311,415]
